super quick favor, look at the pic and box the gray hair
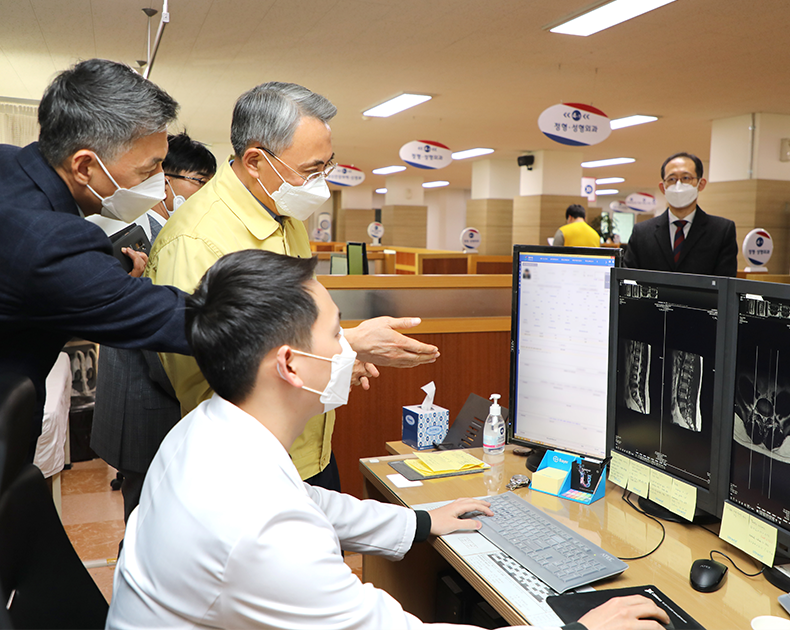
[230,82,336,157]
[38,58,179,166]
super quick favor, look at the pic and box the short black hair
[661,152,704,180]
[163,132,217,178]
[566,204,586,220]
[185,250,319,405]
[38,58,178,166]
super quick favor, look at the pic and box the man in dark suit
[0,59,192,457]
[623,152,738,276]
[91,133,217,522]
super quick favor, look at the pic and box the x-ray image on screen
[733,347,790,461]
[670,350,703,432]
[622,339,651,414]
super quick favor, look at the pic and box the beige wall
[703,179,790,272]
[381,205,427,248]
[465,198,513,255]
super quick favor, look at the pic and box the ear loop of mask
[256,149,286,198]
[167,178,186,213]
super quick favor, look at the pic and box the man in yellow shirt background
[146,81,439,491]
[553,204,601,248]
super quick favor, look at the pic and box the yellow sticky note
[670,478,697,521]
[627,460,650,498]
[649,469,673,509]
[609,452,630,488]
[532,467,568,495]
[409,450,486,475]
[720,503,778,566]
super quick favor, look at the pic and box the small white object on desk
[386,473,423,488]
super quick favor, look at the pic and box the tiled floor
[61,458,363,604]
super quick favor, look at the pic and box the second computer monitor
[606,268,729,519]
[509,245,621,464]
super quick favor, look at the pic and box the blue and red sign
[625,192,656,213]
[538,103,611,147]
[742,228,773,267]
[326,164,365,187]
[399,140,453,170]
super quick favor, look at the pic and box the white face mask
[664,181,699,210]
[166,179,185,218]
[256,149,330,221]
[288,333,357,413]
[87,152,166,223]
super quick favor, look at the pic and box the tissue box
[402,404,449,450]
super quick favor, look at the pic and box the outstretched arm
[344,317,440,367]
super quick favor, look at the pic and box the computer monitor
[508,245,621,471]
[606,268,729,522]
[721,279,790,580]
[346,242,369,275]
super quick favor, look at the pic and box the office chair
[0,373,36,496]
[0,464,109,629]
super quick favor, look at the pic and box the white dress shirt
[107,395,538,630]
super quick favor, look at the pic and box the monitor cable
[616,488,667,561]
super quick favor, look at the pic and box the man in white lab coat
[107,250,668,630]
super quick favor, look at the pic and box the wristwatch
[506,474,531,491]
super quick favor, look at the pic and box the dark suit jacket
[0,143,190,451]
[623,207,738,277]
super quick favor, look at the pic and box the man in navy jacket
[0,59,190,456]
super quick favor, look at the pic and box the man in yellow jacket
[146,82,439,492]
[553,204,600,247]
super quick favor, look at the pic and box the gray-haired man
[0,59,191,457]
[146,81,440,492]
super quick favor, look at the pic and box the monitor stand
[764,559,790,591]
[637,496,718,525]
[526,447,546,473]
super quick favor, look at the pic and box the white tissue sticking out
[421,381,436,411]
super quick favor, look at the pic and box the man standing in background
[553,204,600,247]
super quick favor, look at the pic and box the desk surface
[360,446,786,628]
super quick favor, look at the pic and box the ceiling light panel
[596,189,619,195]
[610,115,658,130]
[596,177,625,184]
[451,148,494,160]
[372,165,407,175]
[550,0,676,37]
[581,157,635,168]
[422,181,449,188]
[363,94,432,118]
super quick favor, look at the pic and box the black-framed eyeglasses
[663,174,698,186]
[258,147,336,183]
[166,173,209,187]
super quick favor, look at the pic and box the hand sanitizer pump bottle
[483,394,505,455]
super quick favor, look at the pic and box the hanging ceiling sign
[609,201,631,213]
[581,177,596,202]
[326,164,365,187]
[399,140,453,170]
[538,103,611,146]
[625,192,656,213]
[742,228,773,267]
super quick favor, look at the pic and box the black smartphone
[109,224,151,273]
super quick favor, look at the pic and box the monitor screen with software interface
[508,245,620,461]
[721,279,790,563]
[606,268,729,519]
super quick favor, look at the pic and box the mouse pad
[546,584,705,630]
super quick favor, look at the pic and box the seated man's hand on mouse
[577,595,670,630]
[427,498,493,536]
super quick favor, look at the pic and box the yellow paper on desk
[405,451,488,476]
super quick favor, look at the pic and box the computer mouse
[689,558,728,592]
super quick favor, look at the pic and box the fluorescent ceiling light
[596,189,619,195]
[423,180,449,188]
[363,93,431,117]
[581,157,635,168]
[596,177,625,185]
[372,165,407,175]
[610,115,658,130]
[375,188,387,194]
[451,148,494,160]
[550,0,676,37]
